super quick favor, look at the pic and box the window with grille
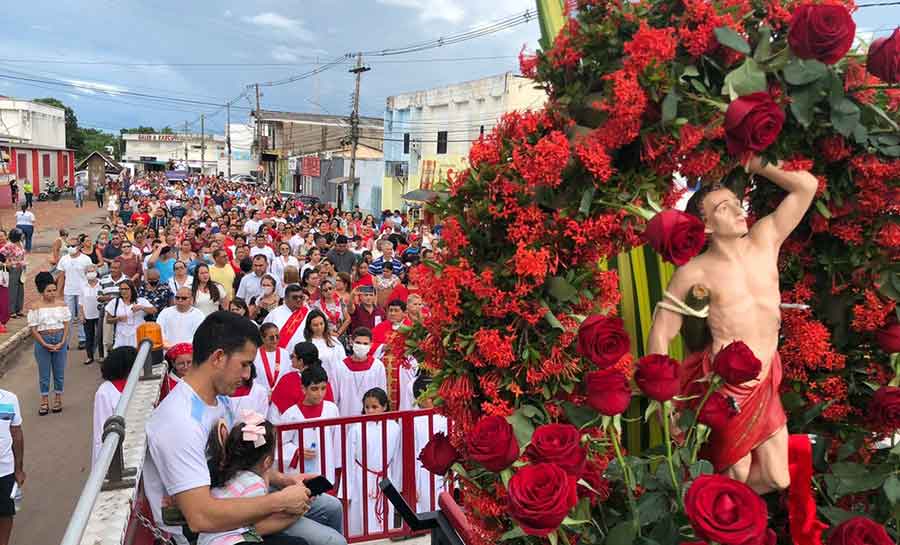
[436,131,448,154]
[403,133,410,154]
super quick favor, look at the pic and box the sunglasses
[175,296,191,301]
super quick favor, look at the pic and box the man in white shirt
[263,285,309,356]
[288,227,305,256]
[142,311,345,545]
[156,288,206,349]
[243,210,262,236]
[0,388,24,545]
[249,232,277,264]
[236,255,275,302]
[57,237,94,348]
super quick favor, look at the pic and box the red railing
[274,408,450,543]
[124,409,450,545]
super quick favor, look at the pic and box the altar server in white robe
[412,374,450,513]
[92,347,136,464]
[332,327,386,418]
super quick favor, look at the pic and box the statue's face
[701,188,748,238]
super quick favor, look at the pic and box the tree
[79,128,119,160]
[120,126,157,134]
[33,97,84,151]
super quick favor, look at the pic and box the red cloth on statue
[788,434,827,545]
[679,347,787,473]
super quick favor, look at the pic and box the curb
[0,326,34,376]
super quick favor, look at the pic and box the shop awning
[402,189,447,202]
[327,176,359,185]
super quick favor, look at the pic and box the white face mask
[86,272,98,280]
[263,286,275,296]
[352,343,370,359]
[68,247,78,256]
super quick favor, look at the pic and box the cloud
[224,9,232,17]
[64,79,127,96]
[242,12,315,41]
[271,46,329,62]
[376,0,466,24]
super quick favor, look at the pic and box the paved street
[0,339,100,545]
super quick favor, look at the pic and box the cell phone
[304,475,334,496]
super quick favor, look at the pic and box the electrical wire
[0,55,518,67]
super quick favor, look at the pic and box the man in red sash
[647,158,817,494]
[263,284,309,355]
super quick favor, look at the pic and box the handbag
[0,265,8,288]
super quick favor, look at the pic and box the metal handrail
[59,339,154,545]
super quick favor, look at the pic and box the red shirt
[131,212,151,226]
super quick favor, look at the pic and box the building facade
[121,133,227,175]
[0,97,74,196]
[382,72,546,212]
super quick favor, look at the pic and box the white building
[121,133,227,175]
[382,72,546,211]
[227,123,258,176]
[0,97,74,195]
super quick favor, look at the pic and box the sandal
[84,359,95,365]
[52,395,62,413]
[38,399,49,416]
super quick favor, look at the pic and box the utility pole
[200,114,205,176]
[226,102,232,180]
[346,52,370,212]
[255,83,265,190]
[184,121,189,172]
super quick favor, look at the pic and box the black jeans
[24,193,32,208]
[83,318,99,360]
[96,192,104,208]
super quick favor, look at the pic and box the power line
[857,2,900,6]
[0,55,518,67]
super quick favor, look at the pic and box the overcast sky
[0,0,894,136]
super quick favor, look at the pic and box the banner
[301,156,320,177]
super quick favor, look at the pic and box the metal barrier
[59,340,154,545]
[274,408,451,543]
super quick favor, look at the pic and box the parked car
[230,174,258,185]
[280,192,322,207]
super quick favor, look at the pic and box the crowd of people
[21,171,450,545]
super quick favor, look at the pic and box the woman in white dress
[106,190,119,224]
[104,280,155,348]
[271,242,300,285]
[303,308,346,381]
[167,260,193,293]
[92,346,136,463]
[191,264,227,316]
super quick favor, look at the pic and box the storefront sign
[137,134,180,142]
[301,156,320,177]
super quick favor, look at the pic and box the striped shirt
[197,470,267,545]
[368,256,404,276]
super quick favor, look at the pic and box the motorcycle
[38,185,63,201]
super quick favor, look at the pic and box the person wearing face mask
[137,268,173,323]
[56,236,93,349]
[78,265,102,365]
[249,275,281,325]
[331,327,386,417]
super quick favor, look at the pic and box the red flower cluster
[470,328,516,369]
[575,133,616,185]
[511,130,571,188]
[852,290,896,333]
[546,18,585,69]
[623,22,678,73]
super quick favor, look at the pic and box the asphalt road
[0,338,101,545]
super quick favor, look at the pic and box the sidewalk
[0,198,108,371]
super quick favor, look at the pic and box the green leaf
[831,98,861,137]
[606,521,636,545]
[680,65,700,80]
[500,526,526,541]
[830,462,892,495]
[549,276,579,303]
[579,187,595,214]
[507,411,535,448]
[520,405,543,419]
[562,516,590,526]
[753,27,773,63]
[784,58,828,86]
[815,200,832,219]
[500,468,513,487]
[714,27,750,55]
[549,530,559,545]
[662,89,679,126]
[544,309,564,330]
[723,59,767,99]
[789,85,818,128]
[819,506,856,526]
[637,492,670,526]
[884,475,900,504]
[690,460,714,478]
[563,401,600,429]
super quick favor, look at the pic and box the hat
[358,285,375,294]
[166,342,193,362]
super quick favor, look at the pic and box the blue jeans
[64,294,85,342]
[16,224,33,252]
[74,187,85,208]
[35,331,67,395]
[282,494,346,545]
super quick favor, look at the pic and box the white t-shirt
[168,275,194,294]
[157,306,206,347]
[143,382,235,544]
[243,219,261,235]
[81,282,101,320]
[0,390,21,477]
[104,297,152,348]
[249,245,277,267]
[14,210,34,226]
[58,253,94,296]
[92,381,121,464]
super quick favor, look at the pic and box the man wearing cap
[326,235,357,275]
[347,285,386,332]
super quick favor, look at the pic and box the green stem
[662,402,684,507]
[610,426,641,536]
[683,384,715,461]
[682,92,729,112]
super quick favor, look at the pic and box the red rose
[828,517,893,545]
[585,370,632,415]
[699,392,739,430]
[788,4,856,64]
[577,315,631,369]
[579,460,611,505]
[713,341,762,385]
[418,432,459,475]
[869,387,900,430]
[525,424,587,477]
[725,92,785,156]
[868,28,900,83]
[645,210,707,266]
[467,416,520,472]
[876,321,900,353]
[635,354,681,402]
[684,474,768,545]
[507,463,578,536]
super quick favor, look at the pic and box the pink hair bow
[240,409,267,448]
